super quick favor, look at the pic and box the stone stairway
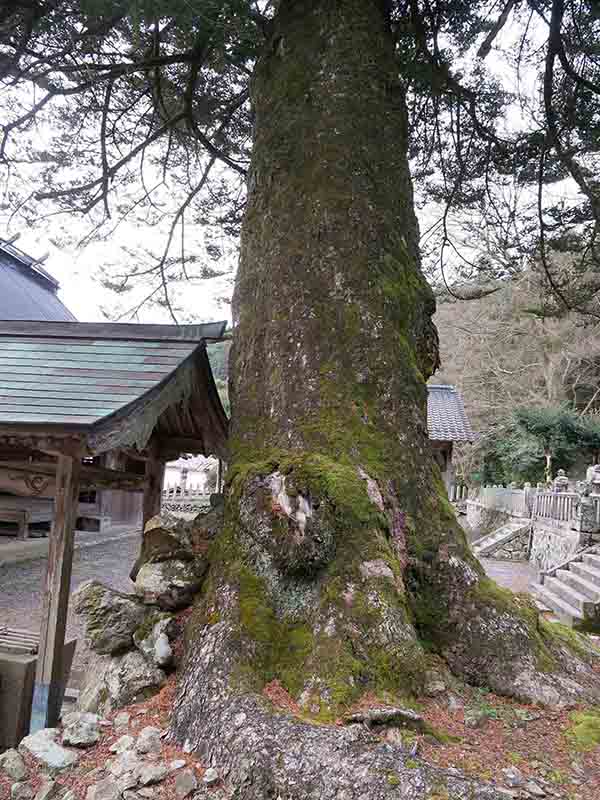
[532,551,600,628]
[472,520,530,558]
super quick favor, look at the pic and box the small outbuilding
[427,384,474,492]
[0,318,228,731]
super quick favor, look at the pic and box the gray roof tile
[427,384,474,442]
[0,244,76,322]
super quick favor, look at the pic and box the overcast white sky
[1,13,579,326]
[8,227,234,325]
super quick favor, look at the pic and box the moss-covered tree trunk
[171,1,600,795]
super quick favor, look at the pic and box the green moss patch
[566,710,600,752]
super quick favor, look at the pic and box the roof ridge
[0,320,227,342]
[0,239,59,289]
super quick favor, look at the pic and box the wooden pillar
[143,446,164,532]
[31,454,81,731]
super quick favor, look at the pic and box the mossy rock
[71,579,147,655]
[130,519,194,581]
[135,557,208,610]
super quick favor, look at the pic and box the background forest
[435,262,600,486]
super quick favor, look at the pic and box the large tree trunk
[171,0,600,795]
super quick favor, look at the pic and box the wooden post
[143,445,164,532]
[31,454,81,731]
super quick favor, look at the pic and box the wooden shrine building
[0,319,228,730]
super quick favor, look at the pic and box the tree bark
[171,0,600,795]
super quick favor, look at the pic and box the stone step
[582,553,600,570]
[544,576,596,615]
[556,568,600,603]
[569,560,600,588]
[472,523,528,555]
[532,583,582,626]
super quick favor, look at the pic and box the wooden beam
[156,436,206,456]
[143,444,165,531]
[31,454,81,731]
[0,432,86,455]
[0,461,145,493]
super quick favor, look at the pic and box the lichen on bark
[170,0,600,795]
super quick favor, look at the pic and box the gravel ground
[0,531,140,687]
[481,558,539,593]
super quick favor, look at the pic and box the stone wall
[491,530,530,561]
[465,501,511,538]
[529,526,587,572]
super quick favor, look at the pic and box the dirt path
[0,532,140,687]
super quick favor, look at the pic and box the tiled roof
[427,384,474,442]
[0,320,226,426]
[0,241,76,321]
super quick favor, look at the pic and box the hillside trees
[2,2,600,797]
[481,405,600,484]
[434,266,600,484]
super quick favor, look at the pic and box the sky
[0,9,581,325]
[8,228,233,325]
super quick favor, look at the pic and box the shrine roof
[427,384,474,442]
[0,320,228,457]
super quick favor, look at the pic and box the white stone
[117,773,138,793]
[137,763,168,786]
[19,729,79,773]
[133,615,175,669]
[134,561,203,609]
[174,769,198,799]
[62,712,101,747]
[108,750,142,778]
[72,580,148,654]
[109,734,134,754]
[78,651,165,717]
[523,781,546,797]
[202,767,219,786]
[113,712,131,732]
[85,776,121,800]
[135,726,162,755]
[0,749,27,781]
[502,767,525,787]
[169,760,187,772]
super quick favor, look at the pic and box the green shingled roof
[0,320,226,427]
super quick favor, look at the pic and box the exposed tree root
[171,615,506,800]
